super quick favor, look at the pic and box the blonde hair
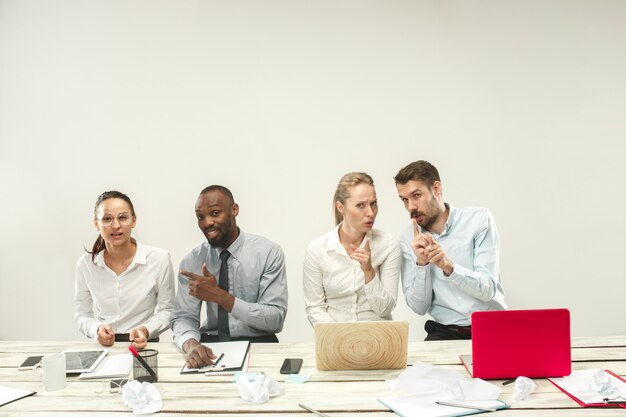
[333,172,375,225]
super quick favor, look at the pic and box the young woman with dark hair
[74,191,175,349]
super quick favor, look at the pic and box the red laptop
[460,308,571,379]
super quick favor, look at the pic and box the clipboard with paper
[180,341,250,374]
[548,369,626,408]
[378,394,508,417]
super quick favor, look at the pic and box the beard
[410,200,441,231]
[204,222,237,248]
[204,227,228,248]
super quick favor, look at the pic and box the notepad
[0,385,36,407]
[180,341,250,374]
[378,394,508,417]
[78,354,133,380]
[205,352,251,377]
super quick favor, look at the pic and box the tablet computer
[62,349,108,374]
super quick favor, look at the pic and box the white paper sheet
[379,392,507,417]
[0,385,35,407]
[549,369,626,404]
[181,341,250,374]
[78,353,133,380]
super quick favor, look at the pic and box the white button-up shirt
[74,242,175,339]
[303,225,401,325]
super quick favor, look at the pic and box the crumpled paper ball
[235,373,284,403]
[512,376,536,401]
[122,380,163,414]
[590,369,617,395]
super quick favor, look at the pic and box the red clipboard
[548,370,626,408]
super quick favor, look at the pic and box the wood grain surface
[314,321,409,370]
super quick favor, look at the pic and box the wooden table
[1,336,625,416]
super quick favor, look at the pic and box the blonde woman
[303,172,401,325]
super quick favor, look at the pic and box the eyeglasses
[98,213,133,227]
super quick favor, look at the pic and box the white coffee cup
[41,353,66,391]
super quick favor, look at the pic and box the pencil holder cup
[132,349,158,383]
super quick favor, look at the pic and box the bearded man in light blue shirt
[394,160,506,341]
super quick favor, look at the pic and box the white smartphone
[18,355,43,370]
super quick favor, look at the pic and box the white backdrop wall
[1,0,625,342]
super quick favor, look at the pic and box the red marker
[128,345,158,382]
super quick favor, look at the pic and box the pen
[212,353,224,367]
[299,403,331,417]
[436,401,497,412]
[128,346,158,382]
[603,398,626,405]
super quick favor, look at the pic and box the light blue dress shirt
[172,231,288,348]
[399,205,506,326]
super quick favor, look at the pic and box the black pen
[212,353,225,367]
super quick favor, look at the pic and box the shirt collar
[326,223,372,253]
[94,240,145,267]
[439,203,456,237]
[216,228,245,259]
[133,242,147,265]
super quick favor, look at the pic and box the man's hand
[180,264,235,312]
[411,219,430,266]
[97,324,115,347]
[424,234,454,276]
[130,326,149,349]
[350,240,375,283]
[183,339,217,369]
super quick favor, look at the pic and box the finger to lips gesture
[411,219,429,266]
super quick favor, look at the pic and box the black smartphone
[18,355,43,370]
[280,358,303,374]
